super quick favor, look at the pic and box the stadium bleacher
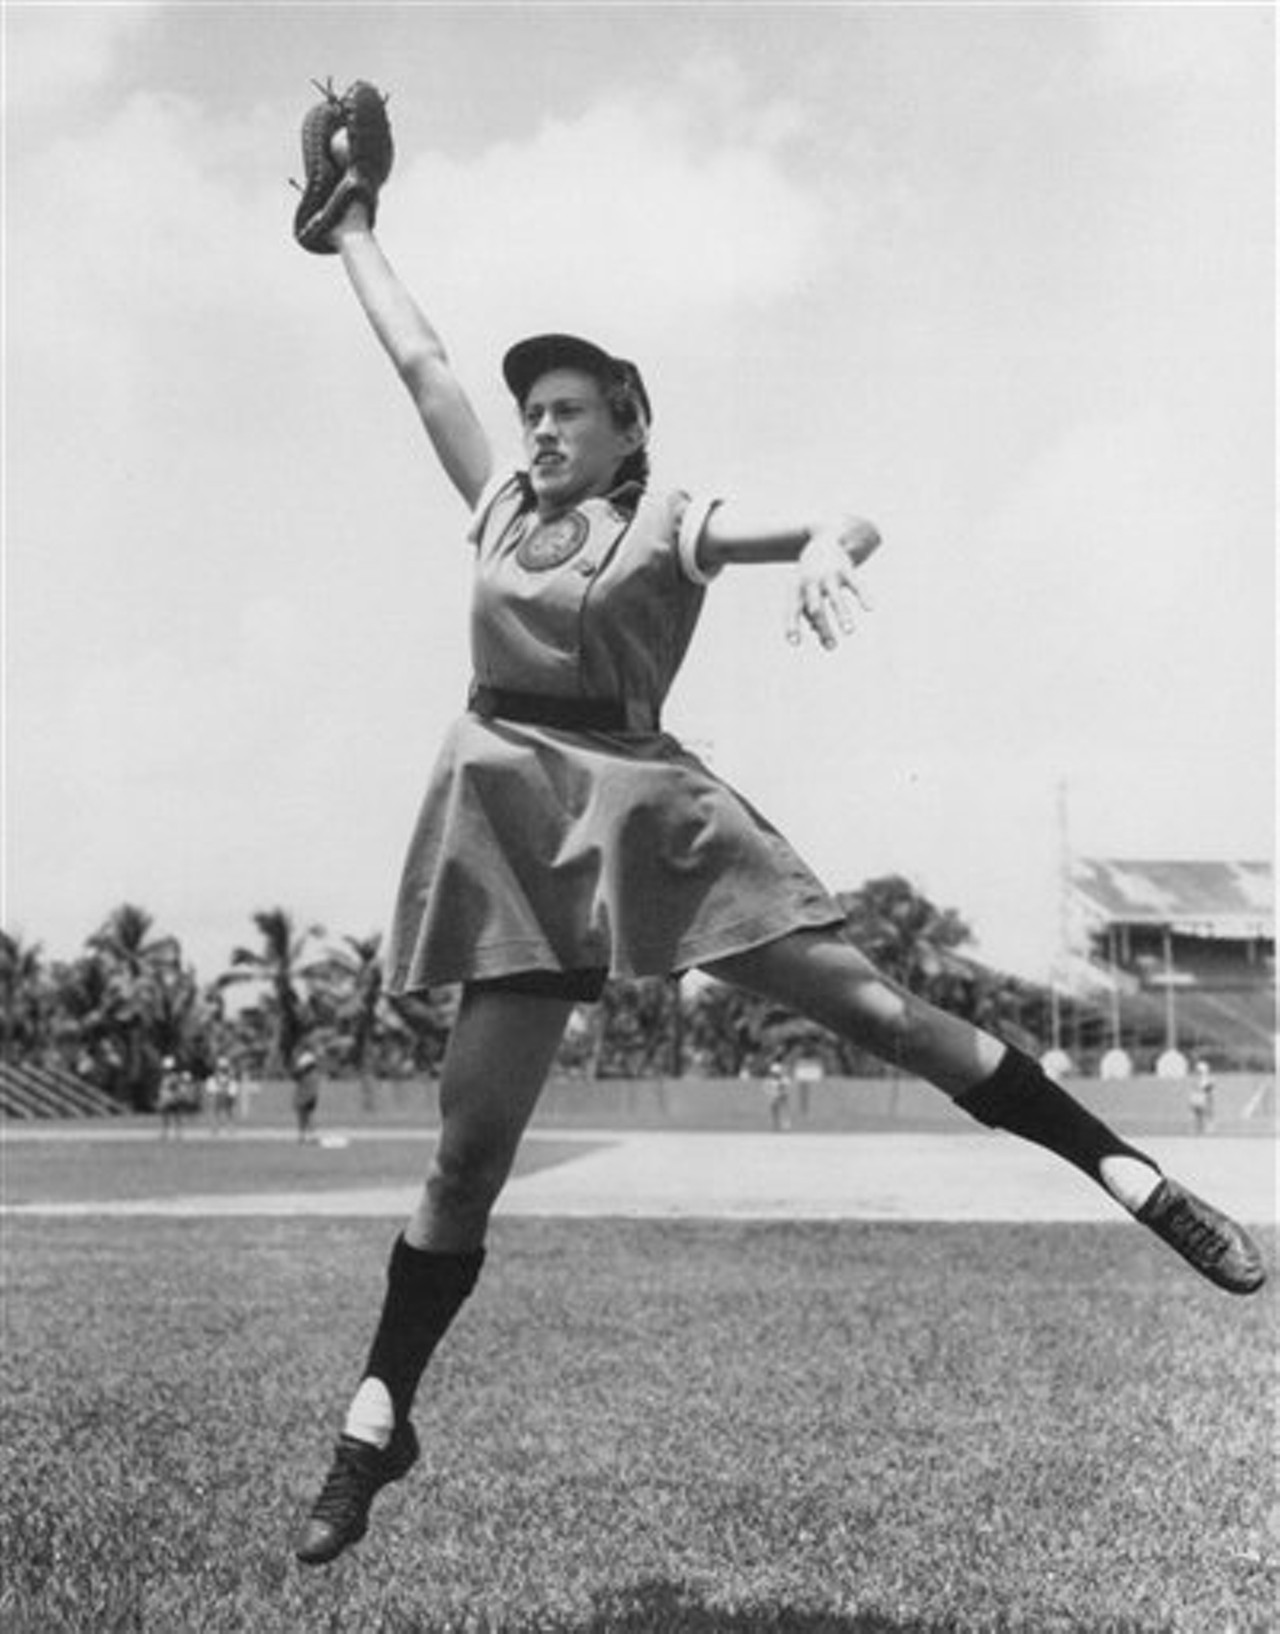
[0,1062,125,1120]
[1072,858,1275,1070]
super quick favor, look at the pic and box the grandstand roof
[1072,859,1273,938]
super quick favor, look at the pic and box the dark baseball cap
[502,333,652,425]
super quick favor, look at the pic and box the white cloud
[4,4,161,111]
[672,51,810,152]
[11,90,325,342]
[10,80,832,422]
[389,94,829,353]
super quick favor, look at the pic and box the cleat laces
[1162,1196,1226,1267]
[1138,1177,1265,1294]
[309,1443,385,1529]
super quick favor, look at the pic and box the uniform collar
[516,473,645,520]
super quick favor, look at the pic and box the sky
[4,1,1275,986]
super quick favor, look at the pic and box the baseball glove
[292,78,394,255]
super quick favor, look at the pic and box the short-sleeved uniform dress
[384,472,845,998]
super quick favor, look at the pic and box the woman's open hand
[786,517,880,650]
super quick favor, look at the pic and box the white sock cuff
[342,1376,394,1448]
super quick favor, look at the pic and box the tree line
[1,879,1061,1109]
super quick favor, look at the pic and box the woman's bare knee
[430,1133,512,1213]
[409,988,572,1247]
[414,1142,512,1246]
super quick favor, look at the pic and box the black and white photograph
[3,4,1275,1629]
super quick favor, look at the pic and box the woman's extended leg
[705,930,1264,1293]
[296,986,573,1566]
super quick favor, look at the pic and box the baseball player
[289,84,1266,1567]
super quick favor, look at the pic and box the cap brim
[502,333,651,423]
[502,334,618,401]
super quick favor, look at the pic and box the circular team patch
[516,510,589,572]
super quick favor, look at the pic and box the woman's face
[521,368,643,513]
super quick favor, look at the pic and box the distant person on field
[1189,1060,1216,1135]
[181,1069,201,1119]
[210,1057,239,1133]
[765,1060,793,1132]
[157,1058,185,1142]
[291,1050,322,1144]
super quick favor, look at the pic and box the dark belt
[469,684,656,733]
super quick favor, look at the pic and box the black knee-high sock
[955,1047,1159,1191]
[361,1235,485,1426]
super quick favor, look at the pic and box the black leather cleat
[295,1420,420,1566]
[1137,1177,1266,1294]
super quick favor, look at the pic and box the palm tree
[686,979,792,1077]
[192,979,232,1070]
[0,930,53,1064]
[838,875,972,994]
[586,979,674,1079]
[221,908,325,1073]
[85,904,185,1102]
[324,933,387,1105]
[381,987,457,1078]
[52,951,136,1102]
[89,903,179,975]
[151,958,214,1076]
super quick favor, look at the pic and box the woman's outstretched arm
[695,506,883,650]
[330,203,493,509]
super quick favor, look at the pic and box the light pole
[1161,924,1178,1053]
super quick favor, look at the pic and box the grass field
[3,1139,1276,1632]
